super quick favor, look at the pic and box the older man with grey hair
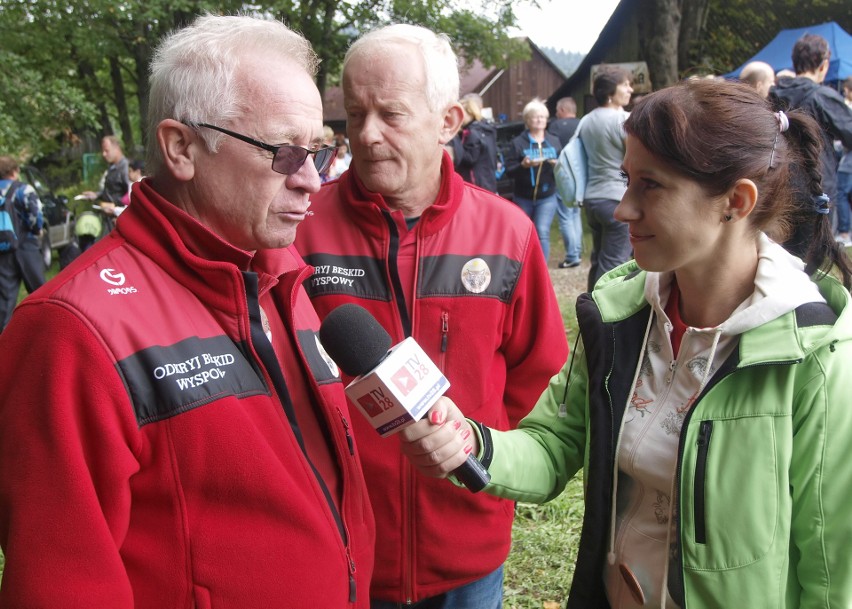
[0,14,375,608]
[295,22,568,609]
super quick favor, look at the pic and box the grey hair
[343,24,459,113]
[146,13,318,175]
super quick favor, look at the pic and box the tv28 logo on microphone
[357,354,431,418]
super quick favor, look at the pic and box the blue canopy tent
[725,21,852,89]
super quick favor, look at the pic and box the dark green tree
[0,0,529,175]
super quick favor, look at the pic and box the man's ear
[156,119,197,182]
[438,103,465,145]
[724,178,758,221]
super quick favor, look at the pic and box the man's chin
[250,229,297,252]
[358,172,396,197]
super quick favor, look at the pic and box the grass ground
[502,225,588,609]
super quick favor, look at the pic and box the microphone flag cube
[343,337,449,437]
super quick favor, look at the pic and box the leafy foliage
[694,0,852,76]
[0,34,97,160]
[0,0,529,178]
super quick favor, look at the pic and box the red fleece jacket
[0,181,375,608]
[295,154,568,601]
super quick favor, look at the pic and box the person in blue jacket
[506,98,562,260]
[0,156,44,331]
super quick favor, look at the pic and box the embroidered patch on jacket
[301,253,390,300]
[460,258,492,294]
[419,254,520,302]
[118,335,268,426]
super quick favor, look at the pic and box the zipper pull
[337,408,355,455]
[665,360,676,384]
[346,548,357,603]
[697,419,713,447]
[440,312,449,353]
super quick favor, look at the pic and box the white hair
[146,14,318,175]
[343,24,460,113]
[522,98,549,124]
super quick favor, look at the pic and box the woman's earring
[724,215,732,222]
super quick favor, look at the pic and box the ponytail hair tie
[769,111,791,168]
[813,193,830,215]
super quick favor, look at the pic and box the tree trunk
[314,0,338,100]
[679,0,712,75]
[132,28,151,151]
[75,56,112,136]
[638,0,682,90]
[109,55,134,151]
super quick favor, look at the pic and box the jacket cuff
[469,419,494,469]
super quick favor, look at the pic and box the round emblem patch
[460,258,491,294]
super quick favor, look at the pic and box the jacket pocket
[682,415,781,570]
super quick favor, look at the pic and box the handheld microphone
[319,303,490,493]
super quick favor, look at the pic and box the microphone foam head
[319,303,392,377]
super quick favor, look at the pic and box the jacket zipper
[246,273,357,604]
[336,408,358,603]
[379,210,416,601]
[694,419,713,544]
[382,211,411,337]
[403,457,416,603]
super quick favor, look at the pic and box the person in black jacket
[769,34,852,238]
[80,135,131,207]
[449,95,498,193]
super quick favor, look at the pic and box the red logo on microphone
[357,393,385,418]
[391,366,417,396]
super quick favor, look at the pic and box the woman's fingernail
[464,445,473,454]
[461,430,471,441]
[430,411,445,425]
[453,420,461,430]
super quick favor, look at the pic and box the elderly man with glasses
[0,14,375,609]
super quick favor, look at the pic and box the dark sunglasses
[187,122,336,176]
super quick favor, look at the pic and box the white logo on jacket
[99,268,126,286]
[99,267,138,295]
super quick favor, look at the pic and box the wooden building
[321,37,569,130]
[464,38,569,123]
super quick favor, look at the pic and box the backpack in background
[554,115,589,207]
